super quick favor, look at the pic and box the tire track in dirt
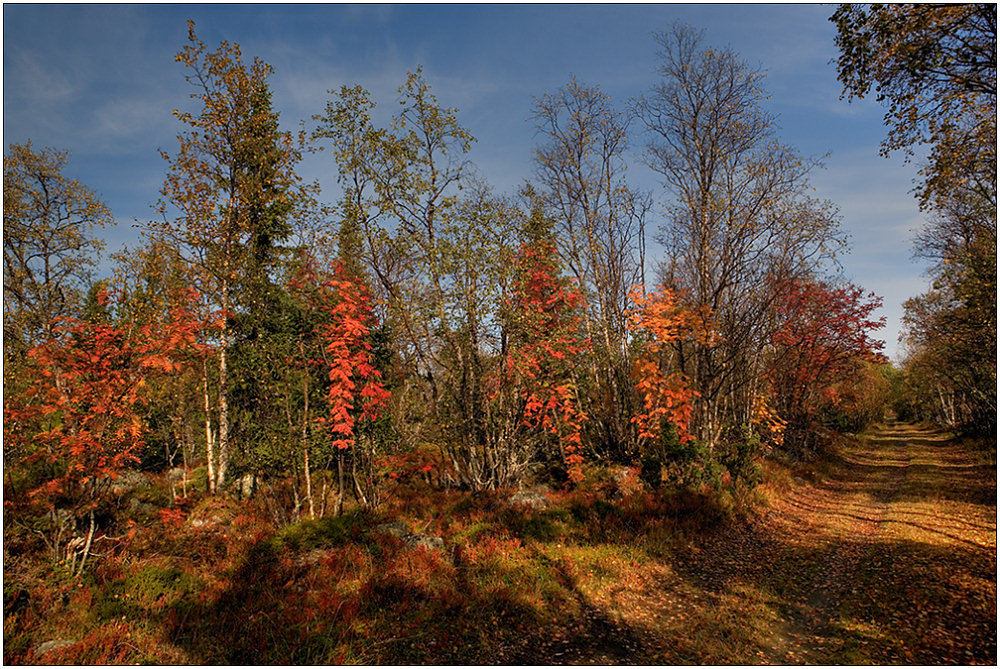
[671,423,995,664]
[529,424,994,664]
[761,424,910,663]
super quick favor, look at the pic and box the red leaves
[769,278,886,432]
[7,288,204,512]
[158,507,187,528]
[503,241,591,482]
[628,285,708,349]
[317,261,389,451]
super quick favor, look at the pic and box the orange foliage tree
[319,261,390,450]
[3,288,204,574]
[503,240,591,483]
[626,285,706,447]
[315,260,391,507]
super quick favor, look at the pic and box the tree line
[4,9,994,572]
[832,4,996,432]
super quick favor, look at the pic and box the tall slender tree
[532,78,650,460]
[152,21,303,491]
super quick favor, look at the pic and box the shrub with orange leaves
[3,287,205,571]
[317,261,390,452]
[625,285,706,447]
[502,241,591,483]
[750,392,786,448]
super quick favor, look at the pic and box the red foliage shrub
[501,241,592,482]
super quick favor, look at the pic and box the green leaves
[154,22,302,296]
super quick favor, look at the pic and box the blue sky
[3,4,930,360]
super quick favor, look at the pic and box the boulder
[127,498,158,516]
[237,473,256,499]
[34,639,75,658]
[509,489,550,510]
[294,548,328,568]
[187,498,239,528]
[374,520,409,539]
[109,470,149,496]
[403,533,445,552]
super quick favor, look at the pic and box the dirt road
[747,423,997,664]
[569,424,997,664]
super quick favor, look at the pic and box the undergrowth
[5,426,993,664]
[3,461,753,665]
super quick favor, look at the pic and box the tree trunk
[351,457,368,509]
[336,452,345,516]
[301,341,314,518]
[74,509,96,577]
[304,448,315,520]
[203,360,216,494]
[216,279,231,490]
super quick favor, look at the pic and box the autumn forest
[3,6,996,665]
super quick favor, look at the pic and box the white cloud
[4,49,80,105]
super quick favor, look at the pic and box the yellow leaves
[750,392,786,448]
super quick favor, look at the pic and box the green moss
[568,497,621,525]
[95,565,202,623]
[508,508,570,542]
[451,519,492,543]
[272,513,369,552]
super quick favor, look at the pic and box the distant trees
[3,286,202,574]
[626,285,705,452]
[500,235,592,484]
[532,79,649,461]
[833,4,997,436]
[312,260,391,510]
[3,143,119,524]
[901,185,997,435]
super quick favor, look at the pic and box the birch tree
[638,24,845,449]
[4,142,112,347]
[152,21,303,492]
[533,78,650,460]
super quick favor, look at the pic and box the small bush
[720,426,764,490]
[640,456,662,490]
[507,508,570,543]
